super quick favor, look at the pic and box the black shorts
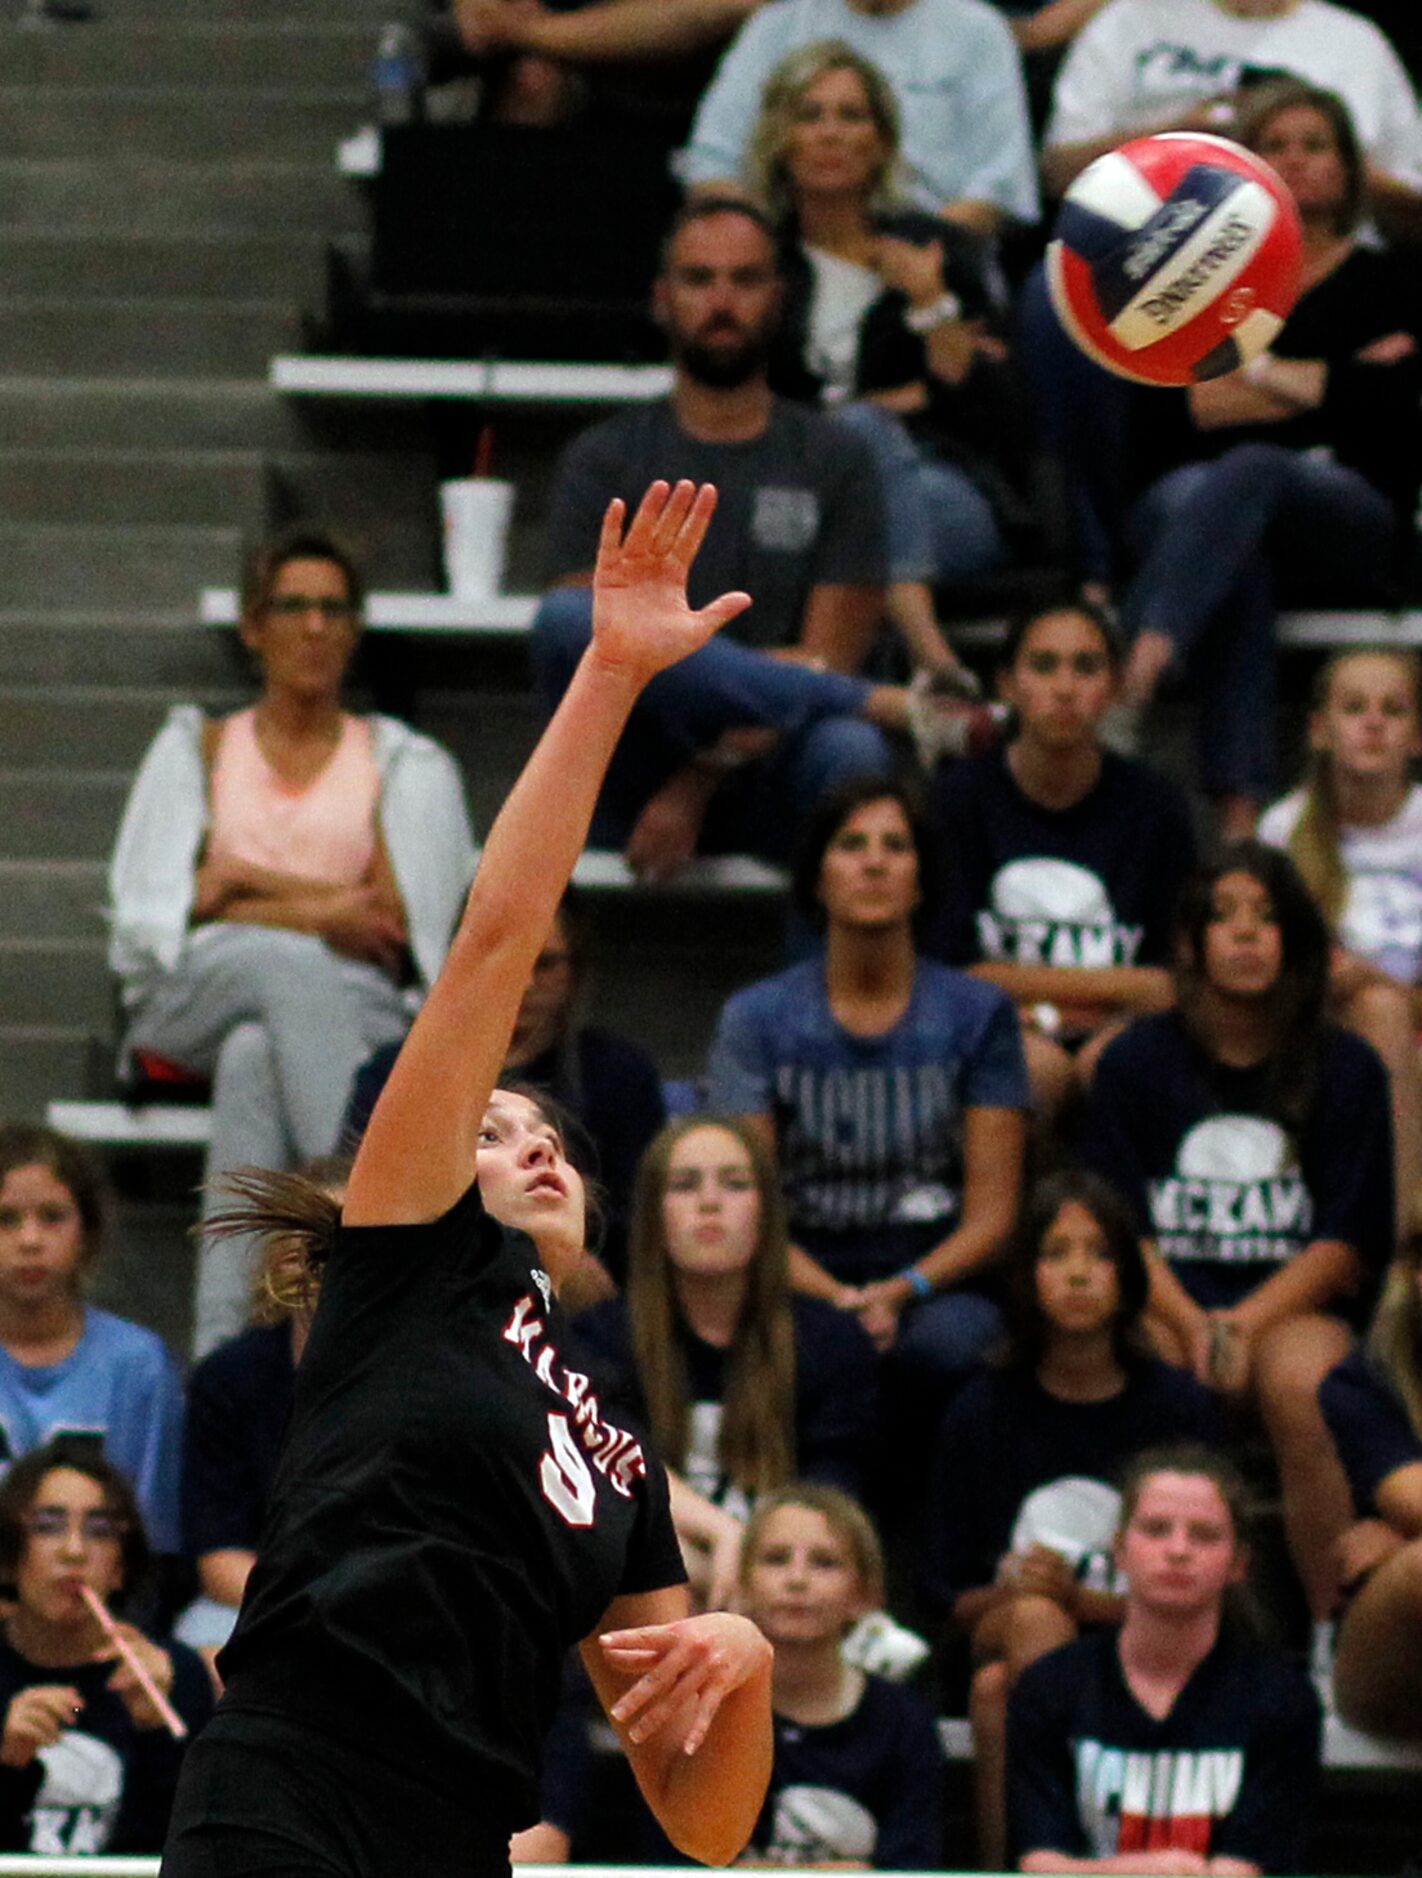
[161,1708,514,1878]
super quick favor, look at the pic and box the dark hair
[1172,841,1330,1127]
[1001,597,1124,673]
[1118,1442,1253,1553]
[1235,78,1366,236]
[0,1441,151,1614]
[999,1168,1149,1370]
[253,1151,353,1325]
[238,524,366,624]
[0,1123,108,1270]
[791,773,942,935]
[658,195,780,276]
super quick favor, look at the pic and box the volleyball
[1046,132,1303,386]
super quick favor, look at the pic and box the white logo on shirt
[979,858,1143,968]
[1149,1116,1311,1265]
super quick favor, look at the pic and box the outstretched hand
[600,1610,772,1757]
[590,480,752,688]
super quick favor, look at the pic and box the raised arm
[344,482,750,1227]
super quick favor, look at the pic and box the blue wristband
[900,1266,934,1302]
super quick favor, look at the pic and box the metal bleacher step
[0,449,268,528]
[3,20,379,91]
[0,297,298,379]
[0,768,130,864]
[0,230,326,302]
[0,685,231,771]
[0,521,242,612]
[0,85,365,165]
[0,935,111,1030]
[0,858,107,943]
[0,157,362,236]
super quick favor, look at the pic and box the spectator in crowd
[931,603,1195,1121]
[345,892,666,1282]
[1105,82,1422,835]
[1259,648,1422,1234]
[0,1126,183,1563]
[749,42,1040,680]
[573,1115,878,1600]
[533,198,981,878]
[680,0,1039,234]
[1084,843,1396,1619]
[924,1170,1219,1868]
[1007,1446,1321,1874]
[0,1442,213,1855]
[1318,1233,1422,1739]
[1040,0,1422,236]
[108,527,477,1357]
[730,1485,946,1867]
[176,1155,348,1662]
[707,774,1029,1392]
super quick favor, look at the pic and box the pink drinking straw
[79,1583,187,1739]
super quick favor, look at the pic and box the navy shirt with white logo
[1008,1630,1320,1871]
[931,748,1196,975]
[1084,1013,1394,1311]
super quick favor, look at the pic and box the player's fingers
[668,481,719,565]
[646,479,698,556]
[694,590,753,637]
[620,481,673,554]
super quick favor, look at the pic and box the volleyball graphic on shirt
[979,857,1142,966]
[767,1785,877,1864]
[1149,1115,1312,1266]
[1011,1476,1123,1589]
[1047,133,1302,385]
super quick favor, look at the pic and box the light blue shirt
[0,1308,185,1554]
[678,0,1040,222]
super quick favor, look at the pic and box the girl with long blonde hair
[1259,647,1422,1231]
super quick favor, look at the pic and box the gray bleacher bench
[269,355,673,404]
[200,586,1422,650]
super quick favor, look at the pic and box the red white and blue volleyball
[1047,133,1303,386]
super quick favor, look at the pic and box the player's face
[1034,1201,1121,1337]
[1310,653,1422,785]
[661,1125,762,1281]
[17,1467,126,1628]
[241,555,361,705]
[0,1162,87,1314]
[476,1091,586,1272]
[1116,1473,1244,1619]
[655,213,783,387]
[783,66,887,202]
[817,796,920,929]
[742,1503,869,1645]
[1003,611,1117,750]
[1201,870,1283,998]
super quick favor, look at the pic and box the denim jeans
[1121,443,1396,799]
[531,586,895,859]
[829,401,1009,585]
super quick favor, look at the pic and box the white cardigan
[107,705,479,1008]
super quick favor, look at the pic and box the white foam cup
[440,477,514,598]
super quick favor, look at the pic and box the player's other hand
[590,481,751,689]
[600,1610,772,1755]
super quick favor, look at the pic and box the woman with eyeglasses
[0,1440,213,1855]
[108,526,478,1359]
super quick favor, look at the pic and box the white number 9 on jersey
[541,1412,597,1527]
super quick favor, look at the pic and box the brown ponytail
[203,1164,344,1324]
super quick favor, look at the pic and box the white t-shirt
[1258,781,1422,982]
[1045,0,1422,185]
[680,0,1040,221]
[803,246,883,400]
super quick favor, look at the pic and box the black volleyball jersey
[217,1182,686,1830]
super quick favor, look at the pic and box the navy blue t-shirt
[707,957,1029,1280]
[1008,1630,1320,1871]
[930,747,1196,974]
[1319,1346,1422,1519]
[572,1293,877,1513]
[1084,1013,1395,1311]
[181,1322,295,1559]
[641,1673,945,1869]
[922,1358,1220,1612]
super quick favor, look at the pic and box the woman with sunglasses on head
[0,1440,213,1856]
[108,526,478,1359]
[160,483,774,1878]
